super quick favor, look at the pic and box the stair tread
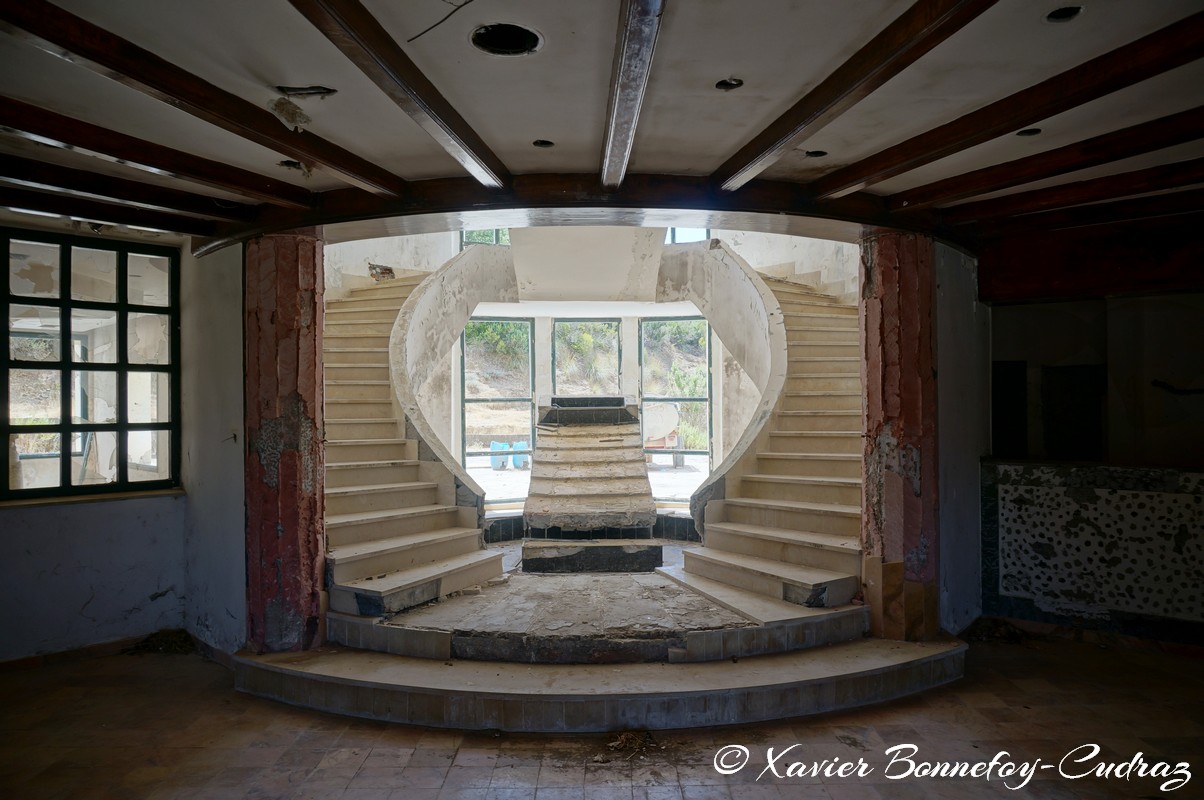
[656,565,861,624]
[706,521,861,552]
[686,548,855,586]
[327,504,458,526]
[784,390,860,396]
[777,409,859,415]
[326,380,390,385]
[338,550,501,595]
[326,459,419,469]
[743,473,861,485]
[327,438,411,445]
[325,481,437,496]
[787,356,859,361]
[759,452,859,460]
[769,430,860,436]
[328,527,480,563]
[724,497,861,516]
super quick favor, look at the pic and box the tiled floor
[1,636,1201,799]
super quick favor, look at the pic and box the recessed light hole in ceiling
[471,23,542,56]
[715,78,744,91]
[804,150,828,158]
[532,140,555,148]
[1016,128,1043,137]
[1046,6,1083,23]
[275,85,337,99]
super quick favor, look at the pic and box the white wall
[935,243,991,634]
[324,231,459,298]
[714,229,860,299]
[180,243,246,654]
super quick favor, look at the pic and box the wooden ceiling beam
[940,156,1204,225]
[0,153,259,222]
[0,97,312,208]
[288,0,511,189]
[808,10,1204,199]
[712,0,999,192]
[892,105,1204,212]
[0,0,408,196]
[0,185,218,236]
[969,186,1204,237]
[600,0,664,189]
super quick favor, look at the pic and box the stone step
[684,548,859,607]
[323,332,391,349]
[703,522,862,575]
[535,434,643,450]
[756,451,862,478]
[534,447,646,464]
[324,348,389,365]
[781,311,858,328]
[234,636,967,732]
[324,363,390,381]
[535,422,640,437]
[785,327,860,343]
[774,298,857,315]
[325,400,394,420]
[325,459,420,487]
[324,305,400,322]
[716,497,861,536]
[740,473,861,505]
[326,438,416,462]
[347,277,425,297]
[345,286,419,302]
[328,295,406,310]
[329,549,504,616]
[766,431,862,454]
[527,460,649,480]
[326,504,466,547]
[781,391,861,411]
[763,282,845,303]
[787,356,860,375]
[776,410,862,431]
[326,418,399,439]
[324,320,396,336]
[527,475,653,497]
[786,342,860,358]
[325,380,391,401]
[327,527,482,583]
[785,374,861,392]
[325,481,439,515]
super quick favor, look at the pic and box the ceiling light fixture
[715,78,744,91]
[471,23,542,56]
[275,85,337,98]
[532,140,555,148]
[1016,128,1043,136]
[1046,6,1083,23]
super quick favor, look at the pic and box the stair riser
[325,365,391,381]
[326,486,439,516]
[704,529,862,574]
[757,456,862,478]
[783,314,858,330]
[785,375,861,392]
[324,334,390,348]
[327,509,463,547]
[324,321,396,335]
[776,413,862,432]
[330,534,481,583]
[723,504,861,536]
[326,463,419,487]
[786,342,860,358]
[326,420,399,439]
[766,433,861,454]
[782,394,861,412]
[324,349,389,365]
[329,553,503,615]
[326,384,392,402]
[685,552,859,607]
[775,300,856,315]
[348,283,421,299]
[740,478,861,506]
[789,360,860,375]
[326,441,415,462]
[785,329,859,343]
[326,403,394,420]
[326,304,401,319]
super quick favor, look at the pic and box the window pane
[554,320,619,395]
[73,370,118,423]
[128,312,170,364]
[9,304,61,361]
[9,368,60,424]
[128,371,170,423]
[462,229,495,245]
[496,228,510,245]
[675,227,709,243]
[72,430,118,486]
[642,400,709,451]
[464,401,532,453]
[8,240,60,298]
[646,453,709,502]
[463,320,530,399]
[71,309,119,363]
[71,247,118,302]
[128,253,170,306]
[128,429,170,482]
[641,319,708,397]
[9,433,60,489]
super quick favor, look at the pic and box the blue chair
[511,441,530,470]
[490,441,510,470]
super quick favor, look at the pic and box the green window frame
[3,227,181,499]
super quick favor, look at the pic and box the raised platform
[521,539,663,573]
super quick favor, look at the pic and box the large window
[552,319,620,396]
[640,317,710,501]
[460,228,510,249]
[461,318,534,504]
[3,229,179,498]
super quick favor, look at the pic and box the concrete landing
[521,539,663,573]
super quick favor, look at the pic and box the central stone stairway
[322,273,502,618]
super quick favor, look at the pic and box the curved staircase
[322,273,502,619]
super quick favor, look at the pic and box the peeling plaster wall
[323,232,459,299]
[935,243,990,634]
[180,243,245,654]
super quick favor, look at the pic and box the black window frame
[3,227,181,500]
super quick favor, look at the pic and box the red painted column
[859,228,940,641]
[244,229,325,653]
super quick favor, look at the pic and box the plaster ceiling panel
[365,0,618,174]
[627,0,913,176]
[0,38,335,190]
[869,61,1204,197]
[760,0,1204,183]
[48,0,461,180]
